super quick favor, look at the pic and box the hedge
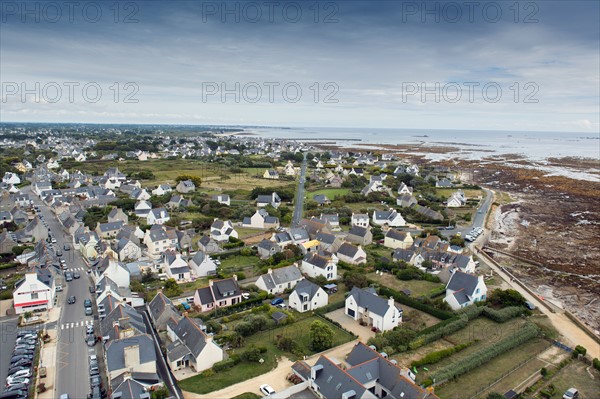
[411,342,472,368]
[428,322,540,384]
[409,316,469,350]
[593,358,600,371]
[315,300,346,315]
[378,286,454,320]
[212,356,240,372]
[482,306,524,322]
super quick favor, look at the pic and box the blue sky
[1,0,599,132]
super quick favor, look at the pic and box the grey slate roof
[100,303,146,341]
[348,226,369,238]
[98,220,124,232]
[348,287,394,317]
[105,334,155,372]
[315,232,336,245]
[292,279,322,301]
[386,229,408,241]
[110,377,148,399]
[311,356,367,399]
[303,253,329,269]
[171,316,209,358]
[337,242,360,257]
[262,265,302,288]
[446,271,479,296]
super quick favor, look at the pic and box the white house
[13,270,55,315]
[211,194,230,206]
[147,208,170,225]
[210,219,238,242]
[397,182,413,195]
[242,209,279,229]
[300,252,337,281]
[351,213,370,228]
[115,238,142,261]
[176,180,196,193]
[188,251,217,277]
[152,184,172,196]
[383,230,413,250]
[99,257,131,288]
[289,279,328,313]
[256,192,281,208]
[336,243,367,265]
[345,287,402,332]
[163,251,191,281]
[134,200,152,217]
[446,190,467,208]
[443,271,488,310]
[166,316,224,373]
[255,265,303,295]
[284,161,297,176]
[143,226,177,258]
[263,169,279,179]
[3,172,21,185]
[372,209,406,227]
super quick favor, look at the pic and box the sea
[245,127,600,182]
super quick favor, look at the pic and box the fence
[551,339,573,353]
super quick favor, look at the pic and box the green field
[366,272,444,298]
[532,361,600,399]
[306,188,351,201]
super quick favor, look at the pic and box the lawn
[366,271,444,298]
[434,338,550,399]
[435,188,483,199]
[245,315,356,359]
[236,227,269,239]
[219,254,262,272]
[178,351,278,394]
[532,361,600,399]
[179,316,355,395]
[306,188,351,200]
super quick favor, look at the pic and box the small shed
[271,311,288,325]
[324,284,338,294]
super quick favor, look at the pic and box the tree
[309,320,334,352]
[163,278,182,297]
[487,289,525,308]
[150,386,169,399]
[175,175,202,187]
[343,271,368,291]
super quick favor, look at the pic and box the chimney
[124,344,140,369]
[388,297,394,307]
[209,279,214,287]
[311,364,323,380]
[233,274,238,281]
[267,268,273,274]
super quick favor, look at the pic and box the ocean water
[247,127,600,161]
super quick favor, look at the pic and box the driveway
[325,308,376,342]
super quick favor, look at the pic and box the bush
[593,358,600,371]
[201,368,215,378]
[241,345,262,362]
[411,342,471,368]
[212,357,238,372]
[482,306,524,322]
[573,345,587,358]
[540,367,548,377]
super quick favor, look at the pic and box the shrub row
[411,342,472,368]
[378,286,454,320]
[212,355,241,372]
[315,300,346,315]
[593,358,600,371]
[409,316,469,350]
[482,306,524,323]
[427,322,540,384]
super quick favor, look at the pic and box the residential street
[23,185,95,399]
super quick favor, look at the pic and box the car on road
[85,307,93,316]
[90,375,101,388]
[84,298,92,307]
[64,244,70,251]
[60,394,69,399]
[67,295,76,304]
[74,272,81,279]
[270,297,284,306]
[56,250,62,257]
[563,388,579,399]
[51,237,57,243]
[65,272,73,281]
[0,390,28,399]
[86,334,96,347]
[86,325,94,335]
[259,384,276,396]
[89,286,95,293]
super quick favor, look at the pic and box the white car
[259,384,275,396]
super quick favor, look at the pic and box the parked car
[89,286,95,294]
[14,345,35,351]
[0,390,28,399]
[3,383,28,393]
[55,285,63,292]
[64,244,70,251]
[259,384,276,396]
[86,334,96,347]
[524,301,536,310]
[56,250,62,257]
[86,325,94,335]
[7,366,29,376]
[83,299,92,307]
[7,369,31,380]
[85,307,93,316]
[17,330,36,337]
[90,375,101,388]
[65,272,73,282]
[563,388,579,399]
[270,298,284,306]
[9,359,32,368]
[5,377,29,387]
[67,296,76,304]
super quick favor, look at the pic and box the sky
[0,0,599,132]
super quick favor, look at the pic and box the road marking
[70,323,74,328]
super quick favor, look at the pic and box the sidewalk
[35,328,58,399]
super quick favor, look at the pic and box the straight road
[445,187,494,236]
[291,152,308,227]
[23,186,95,399]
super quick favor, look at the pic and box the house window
[219,300,227,306]
[31,292,39,300]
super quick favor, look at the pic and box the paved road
[291,152,308,227]
[23,186,95,399]
[444,188,494,237]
